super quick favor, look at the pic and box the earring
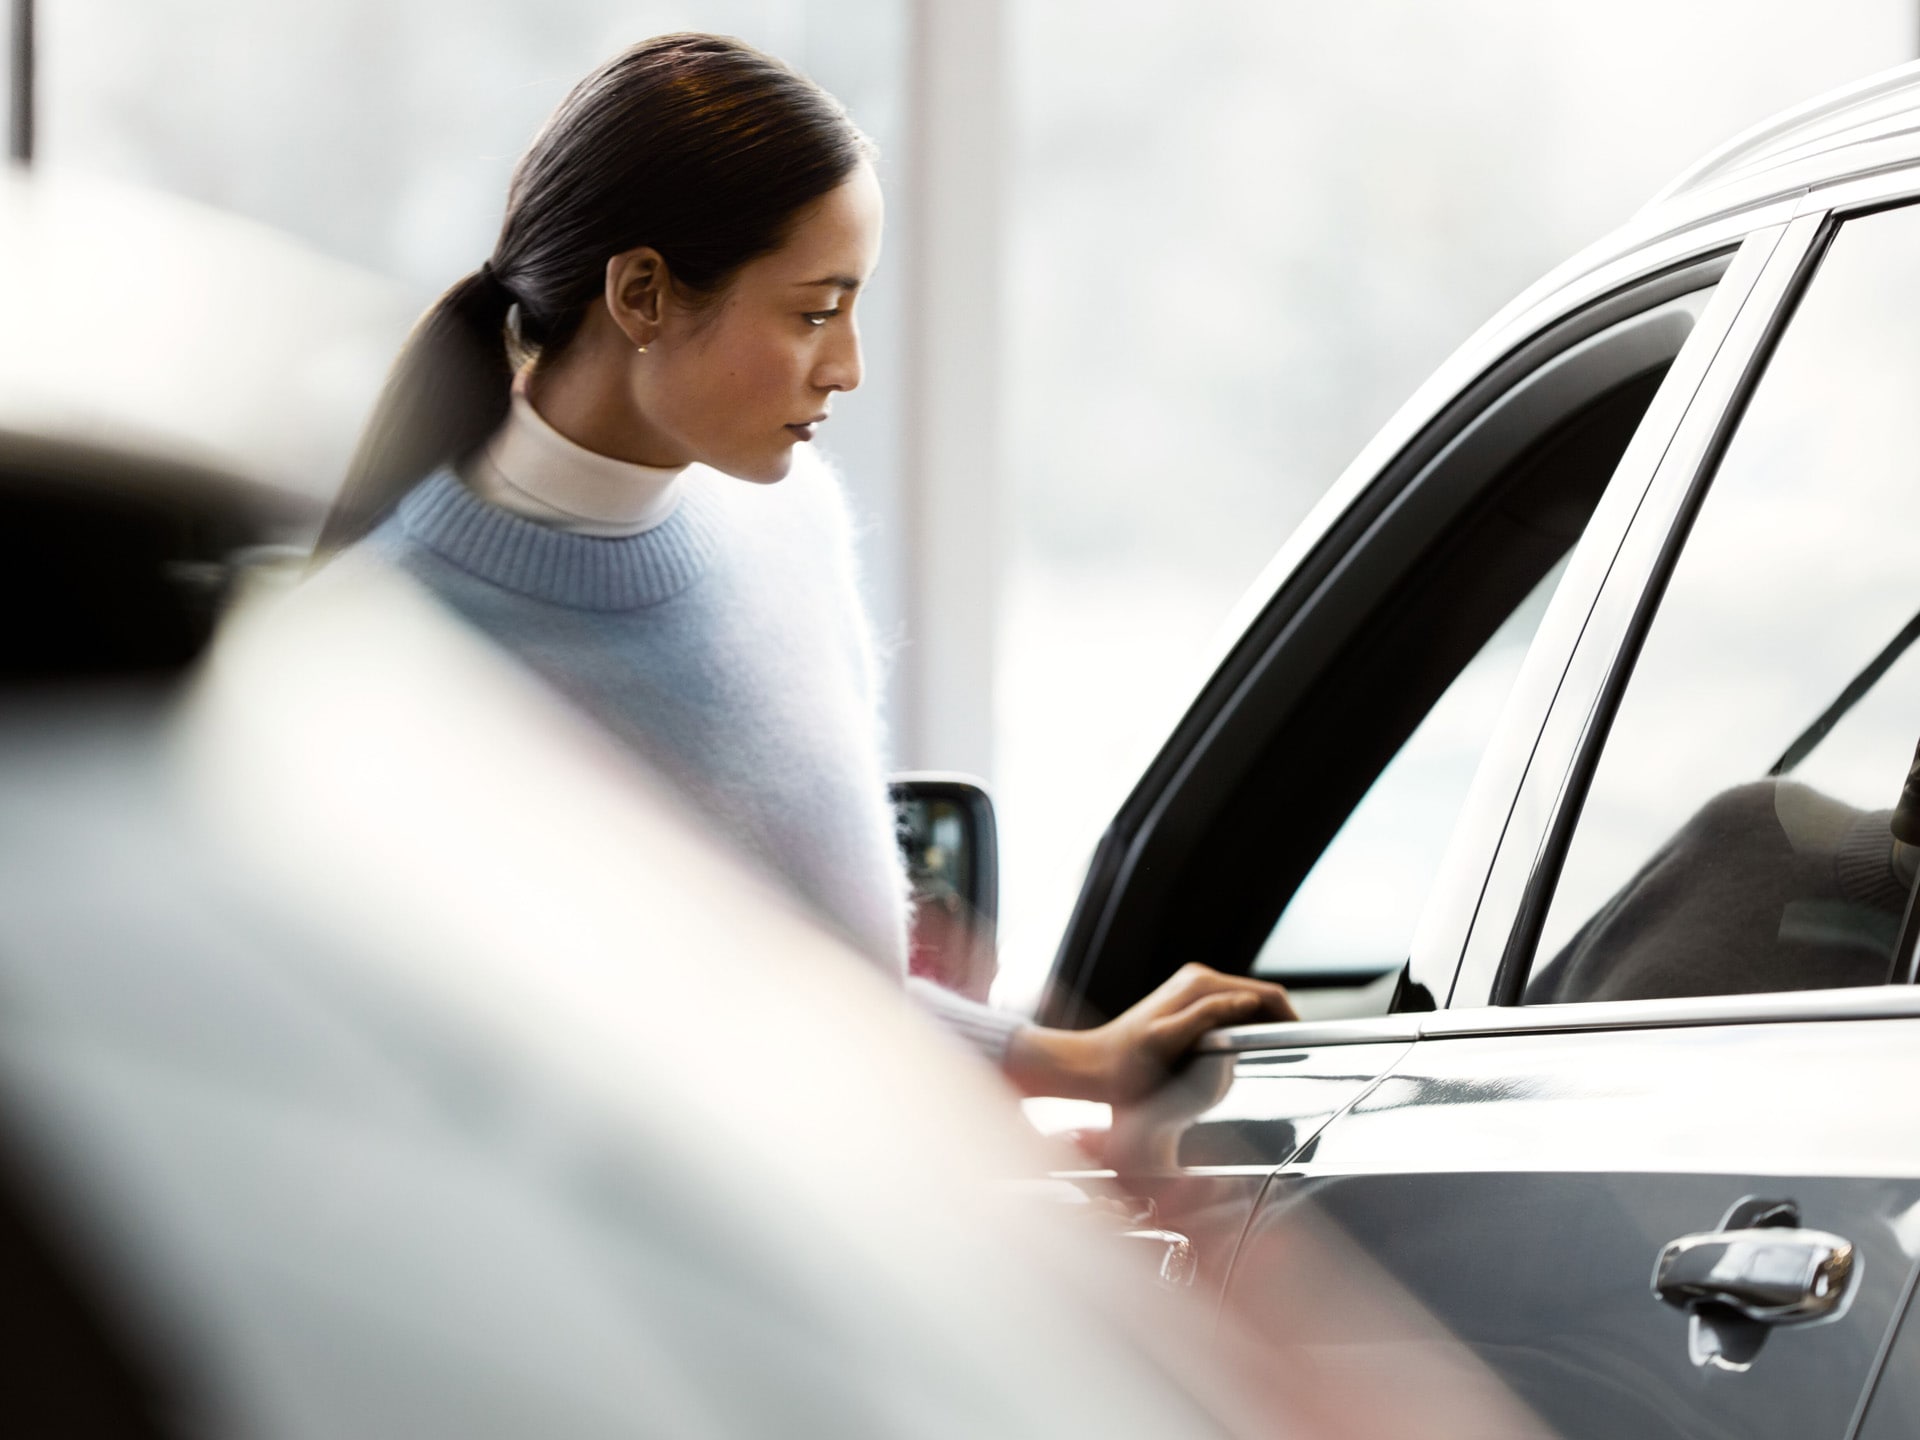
[636,344,648,355]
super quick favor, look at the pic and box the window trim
[1402,259,1760,1005]
[1040,251,1740,1029]
[1198,982,1920,1053]
[1457,179,1920,1013]
[1448,212,1826,1010]
[1430,985,1920,1039]
[1254,313,1703,990]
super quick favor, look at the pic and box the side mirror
[890,773,999,1002]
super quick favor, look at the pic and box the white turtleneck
[462,380,688,537]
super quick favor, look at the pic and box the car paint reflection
[1222,1017,1920,1439]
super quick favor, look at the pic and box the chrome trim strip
[1424,986,1920,1039]
[1196,1014,1423,1053]
[1640,132,1920,241]
[1798,157,1920,218]
[1201,986,1920,1053]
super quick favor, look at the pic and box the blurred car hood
[0,560,1253,1438]
[0,167,412,518]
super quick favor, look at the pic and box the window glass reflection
[1529,204,1920,1003]
[1258,558,1566,983]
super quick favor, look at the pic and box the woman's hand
[1003,963,1297,1104]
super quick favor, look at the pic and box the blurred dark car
[0,173,1283,1439]
[1024,57,1920,1440]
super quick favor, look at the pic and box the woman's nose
[815,319,863,394]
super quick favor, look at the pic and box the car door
[1854,1272,1920,1438]
[1221,191,1920,1438]
[1034,207,1791,1314]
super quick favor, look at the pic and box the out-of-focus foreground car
[1018,58,1920,1440]
[0,172,1308,1439]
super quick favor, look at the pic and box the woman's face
[632,162,884,483]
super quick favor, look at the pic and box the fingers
[1080,968,1301,1105]
[1148,961,1228,1008]
[1236,975,1298,1022]
[1143,989,1267,1056]
[1144,963,1297,1024]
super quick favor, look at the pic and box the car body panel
[1226,1017,1920,1440]
[1065,1040,1414,1314]
[1854,1267,1920,1439]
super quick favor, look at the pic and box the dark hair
[314,33,873,556]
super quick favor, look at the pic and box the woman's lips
[786,416,827,442]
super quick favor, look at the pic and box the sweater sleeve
[906,978,1029,1064]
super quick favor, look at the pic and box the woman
[318,32,1293,1103]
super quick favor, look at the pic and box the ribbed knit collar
[1837,807,1911,913]
[397,467,726,611]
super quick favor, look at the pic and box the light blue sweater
[361,460,1025,1061]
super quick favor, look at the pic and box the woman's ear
[605,247,669,349]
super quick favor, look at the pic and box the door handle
[1653,1225,1855,1324]
[1120,1226,1197,1288]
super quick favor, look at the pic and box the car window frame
[1431,211,1813,1012]
[1041,215,1770,1033]
[1451,166,1920,1023]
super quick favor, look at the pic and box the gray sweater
[361,461,1025,1060]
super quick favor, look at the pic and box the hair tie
[476,259,514,303]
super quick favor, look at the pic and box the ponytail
[312,265,515,557]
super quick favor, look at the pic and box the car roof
[1648,58,1920,217]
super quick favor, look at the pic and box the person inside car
[311,32,1295,1104]
[1528,776,1915,1003]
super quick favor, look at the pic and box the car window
[1255,556,1566,1004]
[1043,272,1723,1031]
[1238,289,1726,1022]
[1527,203,1920,1005]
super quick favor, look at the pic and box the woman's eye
[803,310,839,327]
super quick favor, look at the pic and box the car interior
[0,435,300,686]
